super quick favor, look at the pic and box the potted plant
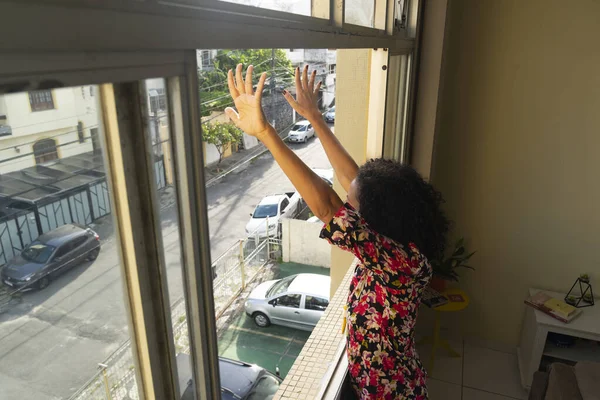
[429,238,476,292]
[580,273,590,283]
[583,293,594,303]
[566,296,578,306]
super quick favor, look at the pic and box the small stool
[418,288,469,376]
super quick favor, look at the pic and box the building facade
[0,86,97,174]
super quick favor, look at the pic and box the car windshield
[246,374,280,400]
[253,204,278,218]
[292,124,307,132]
[329,107,335,112]
[20,242,55,264]
[267,275,296,297]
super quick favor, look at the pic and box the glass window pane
[383,54,411,162]
[197,48,334,386]
[218,0,313,17]
[0,86,140,399]
[345,0,375,27]
[142,77,192,398]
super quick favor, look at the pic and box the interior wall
[431,0,600,345]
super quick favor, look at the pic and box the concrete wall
[282,218,331,268]
[431,0,600,346]
[329,49,370,296]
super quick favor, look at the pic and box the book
[447,293,465,303]
[525,292,582,323]
[422,286,449,308]
[543,298,577,319]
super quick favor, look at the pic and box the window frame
[0,1,422,399]
[33,138,59,164]
[29,90,55,112]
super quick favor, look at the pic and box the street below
[0,134,332,400]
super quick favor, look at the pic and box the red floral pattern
[320,204,431,399]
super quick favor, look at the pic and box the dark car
[177,353,281,400]
[0,224,101,291]
[324,106,335,123]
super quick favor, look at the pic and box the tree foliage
[198,49,294,116]
[202,122,243,166]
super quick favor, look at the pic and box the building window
[90,127,101,153]
[329,64,336,74]
[77,121,85,143]
[29,90,55,112]
[201,50,212,69]
[33,138,59,164]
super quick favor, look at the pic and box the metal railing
[69,218,281,400]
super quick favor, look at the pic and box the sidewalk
[204,145,269,186]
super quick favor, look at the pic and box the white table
[517,288,600,389]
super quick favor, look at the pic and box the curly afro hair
[355,159,449,260]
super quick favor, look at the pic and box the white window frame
[0,0,422,398]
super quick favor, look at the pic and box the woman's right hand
[283,65,323,122]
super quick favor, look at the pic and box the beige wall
[329,49,371,296]
[431,0,600,345]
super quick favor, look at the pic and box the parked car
[287,120,315,143]
[178,353,281,400]
[324,106,335,123]
[312,168,334,187]
[0,224,101,290]
[245,273,331,331]
[245,192,301,238]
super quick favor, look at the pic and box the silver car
[244,273,330,331]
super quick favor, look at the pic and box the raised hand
[225,64,270,137]
[282,65,322,121]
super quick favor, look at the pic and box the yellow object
[417,288,470,377]
[341,305,347,334]
[544,298,576,318]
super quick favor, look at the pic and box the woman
[225,64,448,400]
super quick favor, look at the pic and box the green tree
[198,49,293,116]
[202,122,243,169]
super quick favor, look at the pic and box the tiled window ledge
[274,260,357,400]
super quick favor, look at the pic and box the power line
[0,124,100,156]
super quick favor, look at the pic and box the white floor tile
[427,378,461,400]
[462,387,518,400]
[417,338,463,385]
[463,343,528,400]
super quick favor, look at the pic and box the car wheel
[253,312,271,327]
[38,276,50,290]
[87,248,100,261]
[304,136,307,143]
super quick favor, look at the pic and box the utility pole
[270,48,276,129]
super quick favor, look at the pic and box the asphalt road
[0,135,332,400]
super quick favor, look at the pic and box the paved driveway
[218,263,330,378]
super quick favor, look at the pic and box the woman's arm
[225,64,343,223]
[282,65,359,192]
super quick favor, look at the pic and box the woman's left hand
[225,64,271,138]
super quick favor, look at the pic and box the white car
[245,192,300,238]
[287,120,315,143]
[244,273,331,331]
[312,168,334,187]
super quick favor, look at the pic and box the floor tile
[417,338,463,385]
[462,387,518,400]
[427,378,461,400]
[463,343,528,399]
[464,336,517,355]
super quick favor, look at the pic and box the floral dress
[320,203,431,400]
